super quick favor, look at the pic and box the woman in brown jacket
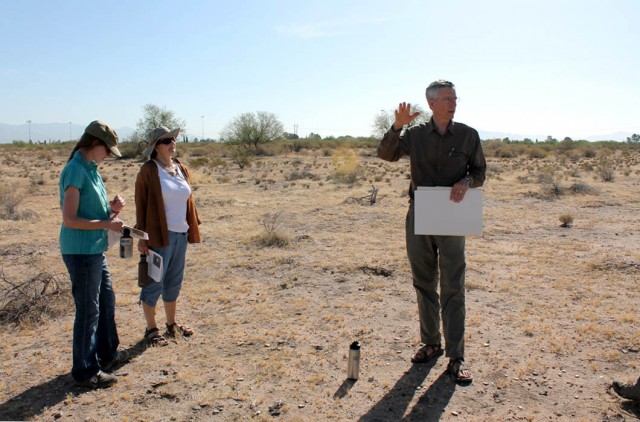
[135,126,201,346]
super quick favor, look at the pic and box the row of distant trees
[132,103,432,152]
[103,103,640,154]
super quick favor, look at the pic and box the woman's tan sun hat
[145,126,181,156]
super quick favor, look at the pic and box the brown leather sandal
[145,327,169,346]
[165,322,193,338]
[447,358,473,383]
[411,344,443,363]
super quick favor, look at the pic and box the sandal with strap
[165,322,193,338]
[411,344,443,364]
[145,327,169,347]
[447,358,473,384]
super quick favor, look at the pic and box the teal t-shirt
[59,151,110,254]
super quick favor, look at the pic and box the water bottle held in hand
[120,228,133,259]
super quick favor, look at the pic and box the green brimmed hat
[84,120,121,157]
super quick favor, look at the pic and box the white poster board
[414,187,483,236]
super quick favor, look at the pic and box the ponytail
[67,134,104,162]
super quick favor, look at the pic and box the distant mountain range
[0,122,136,144]
[0,122,635,144]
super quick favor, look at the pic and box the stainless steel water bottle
[138,254,148,288]
[120,228,133,258]
[347,341,361,380]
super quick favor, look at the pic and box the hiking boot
[76,370,118,389]
[102,350,130,372]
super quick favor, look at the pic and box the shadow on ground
[358,359,457,421]
[0,339,146,420]
[621,400,640,419]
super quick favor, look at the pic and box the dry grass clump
[331,147,361,185]
[256,211,290,247]
[0,271,71,326]
[0,185,37,220]
[598,158,615,182]
[559,214,574,227]
[569,182,596,195]
[286,170,318,181]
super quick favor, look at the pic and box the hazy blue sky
[1,0,638,140]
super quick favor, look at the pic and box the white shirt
[155,161,191,233]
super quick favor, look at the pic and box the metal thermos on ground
[347,341,361,380]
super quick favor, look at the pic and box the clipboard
[414,187,483,236]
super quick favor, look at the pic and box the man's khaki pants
[405,205,466,359]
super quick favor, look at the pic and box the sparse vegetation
[0,271,71,326]
[331,146,361,185]
[559,213,574,227]
[256,210,289,247]
[0,139,639,421]
[0,185,36,220]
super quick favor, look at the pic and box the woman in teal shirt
[59,120,128,388]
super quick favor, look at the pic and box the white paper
[125,226,149,240]
[107,226,148,250]
[107,229,120,249]
[146,249,163,282]
[414,187,483,236]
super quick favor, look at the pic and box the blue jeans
[140,231,188,306]
[62,253,120,382]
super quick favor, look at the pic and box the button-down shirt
[59,151,110,254]
[377,119,486,198]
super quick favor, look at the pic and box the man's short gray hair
[426,80,455,100]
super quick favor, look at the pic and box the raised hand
[394,102,421,130]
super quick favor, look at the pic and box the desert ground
[0,140,639,421]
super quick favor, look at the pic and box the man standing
[378,80,486,383]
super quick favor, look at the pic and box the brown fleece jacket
[134,159,201,248]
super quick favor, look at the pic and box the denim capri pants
[140,231,188,306]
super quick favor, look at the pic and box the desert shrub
[537,166,557,185]
[581,162,594,172]
[0,271,72,326]
[116,141,143,159]
[286,170,318,181]
[256,211,289,247]
[559,214,574,227]
[536,167,564,197]
[527,147,547,159]
[569,182,595,195]
[231,148,251,169]
[597,159,615,182]
[0,185,37,220]
[189,157,210,169]
[331,147,362,185]
[30,173,45,186]
[544,182,565,197]
[208,157,227,167]
[487,164,503,175]
[493,147,518,158]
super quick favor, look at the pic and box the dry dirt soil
[0,144,639,421]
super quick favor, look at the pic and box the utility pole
[27,120,32,141]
